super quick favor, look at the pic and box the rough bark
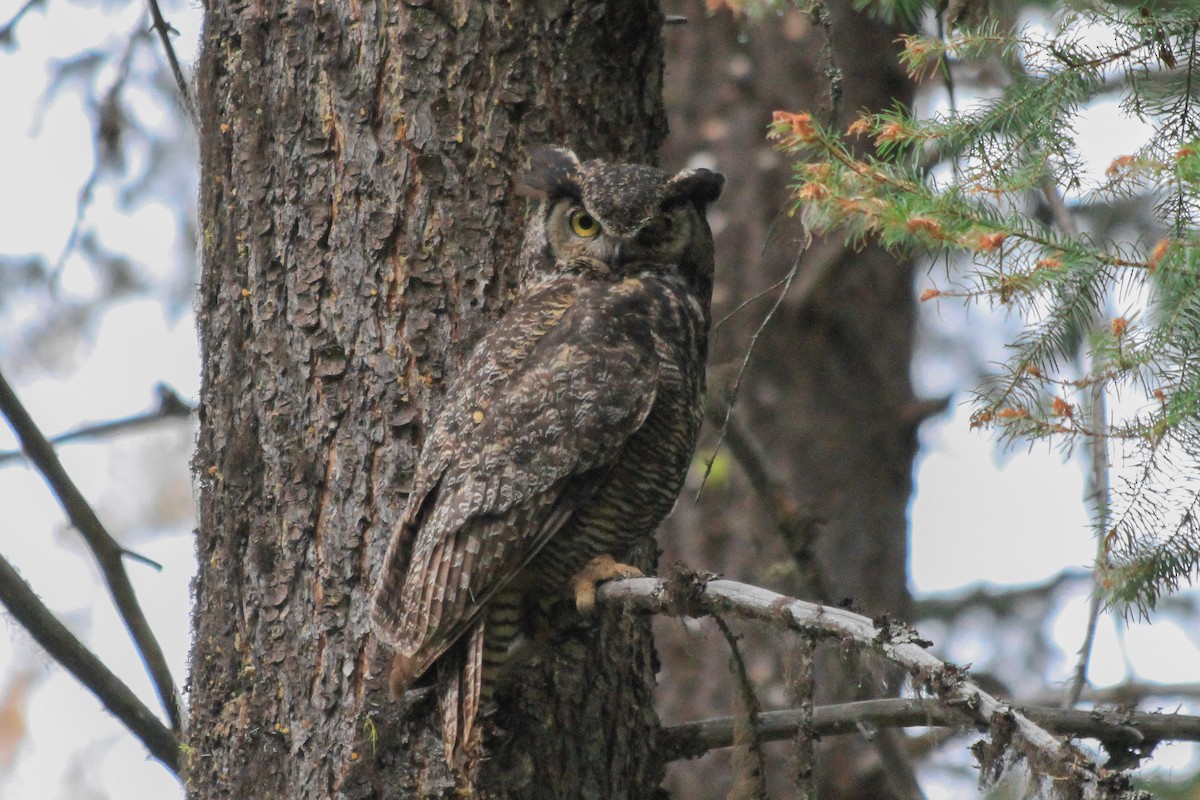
[656,3,920,798]
[189,2,670,798]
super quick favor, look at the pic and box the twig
[661,697,1198,762]
[0,553,179,773]
[0,368,183,732]
[1037,177,1111,710]
[598,576,1118,795]
[787,636,816,800]
[145,0,197,124]
[698,236,809,499]
[714,615,768,800]
[0,384,194,466]
[1065,363,1111,708]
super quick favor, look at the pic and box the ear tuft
[519,146,583,199]
[666,168,724,207]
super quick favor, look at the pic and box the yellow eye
[569,209,601,238]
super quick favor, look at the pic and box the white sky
[0,1,1197,797]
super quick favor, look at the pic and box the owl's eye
[569,209,601,238]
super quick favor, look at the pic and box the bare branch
[715,615,768,800]
[698,233,810,498]
[0,553,179,772]
[786,636,816,799]
[598,575,1123,796]
[0,383,194,466]
[145,0,197,124]
[0,368,183,731]
[662,697,1198,763]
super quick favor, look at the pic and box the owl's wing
[370,278,663,683]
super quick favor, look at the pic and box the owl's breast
[528,270,709,593]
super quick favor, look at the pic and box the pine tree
[772,1,1200,615]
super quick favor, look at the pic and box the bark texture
[656,3,921,798]
[190,2,670,798]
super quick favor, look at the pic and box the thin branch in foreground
[0,383,195,466]
[596,576,1127,798]
[0,553,179,773]
[0,368,183,732]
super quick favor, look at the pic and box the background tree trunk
[656,3,921,798]
[189,2,672,798]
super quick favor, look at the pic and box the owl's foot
[571,554,643,613]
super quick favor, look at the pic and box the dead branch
[661,696,1197,763]
[0,553,179,772]
[715,615,768,800]
[598,575,1130,797]
[0,383,194,466]
[787,636,816,799]
[145,0,197,123]
[0,368,183,731]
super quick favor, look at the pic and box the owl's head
[519,146,724,289]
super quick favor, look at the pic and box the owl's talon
[571,554,644,613]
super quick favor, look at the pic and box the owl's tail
[436,593,522,771]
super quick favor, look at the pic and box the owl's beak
[612,241,629,268]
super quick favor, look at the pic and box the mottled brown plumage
[370,146,723,768]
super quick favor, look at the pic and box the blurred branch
[1025,681,1200,708]
[0,553,179,773]
[0,368,183,732]
[51,23,145,283]
[912,569,1090,622]
[0,0,45,47]
[145,0,197,124]
[716,408,831,601]
[662,697,1198,765]
[0,383,194,466]
[598,574,1120,795]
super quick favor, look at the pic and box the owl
[370,145,724,768]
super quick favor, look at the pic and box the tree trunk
[656,3,920,798]
[189,2,670,798]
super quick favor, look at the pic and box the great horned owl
[370,146,723,768]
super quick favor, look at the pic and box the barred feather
[370,147,723,770]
